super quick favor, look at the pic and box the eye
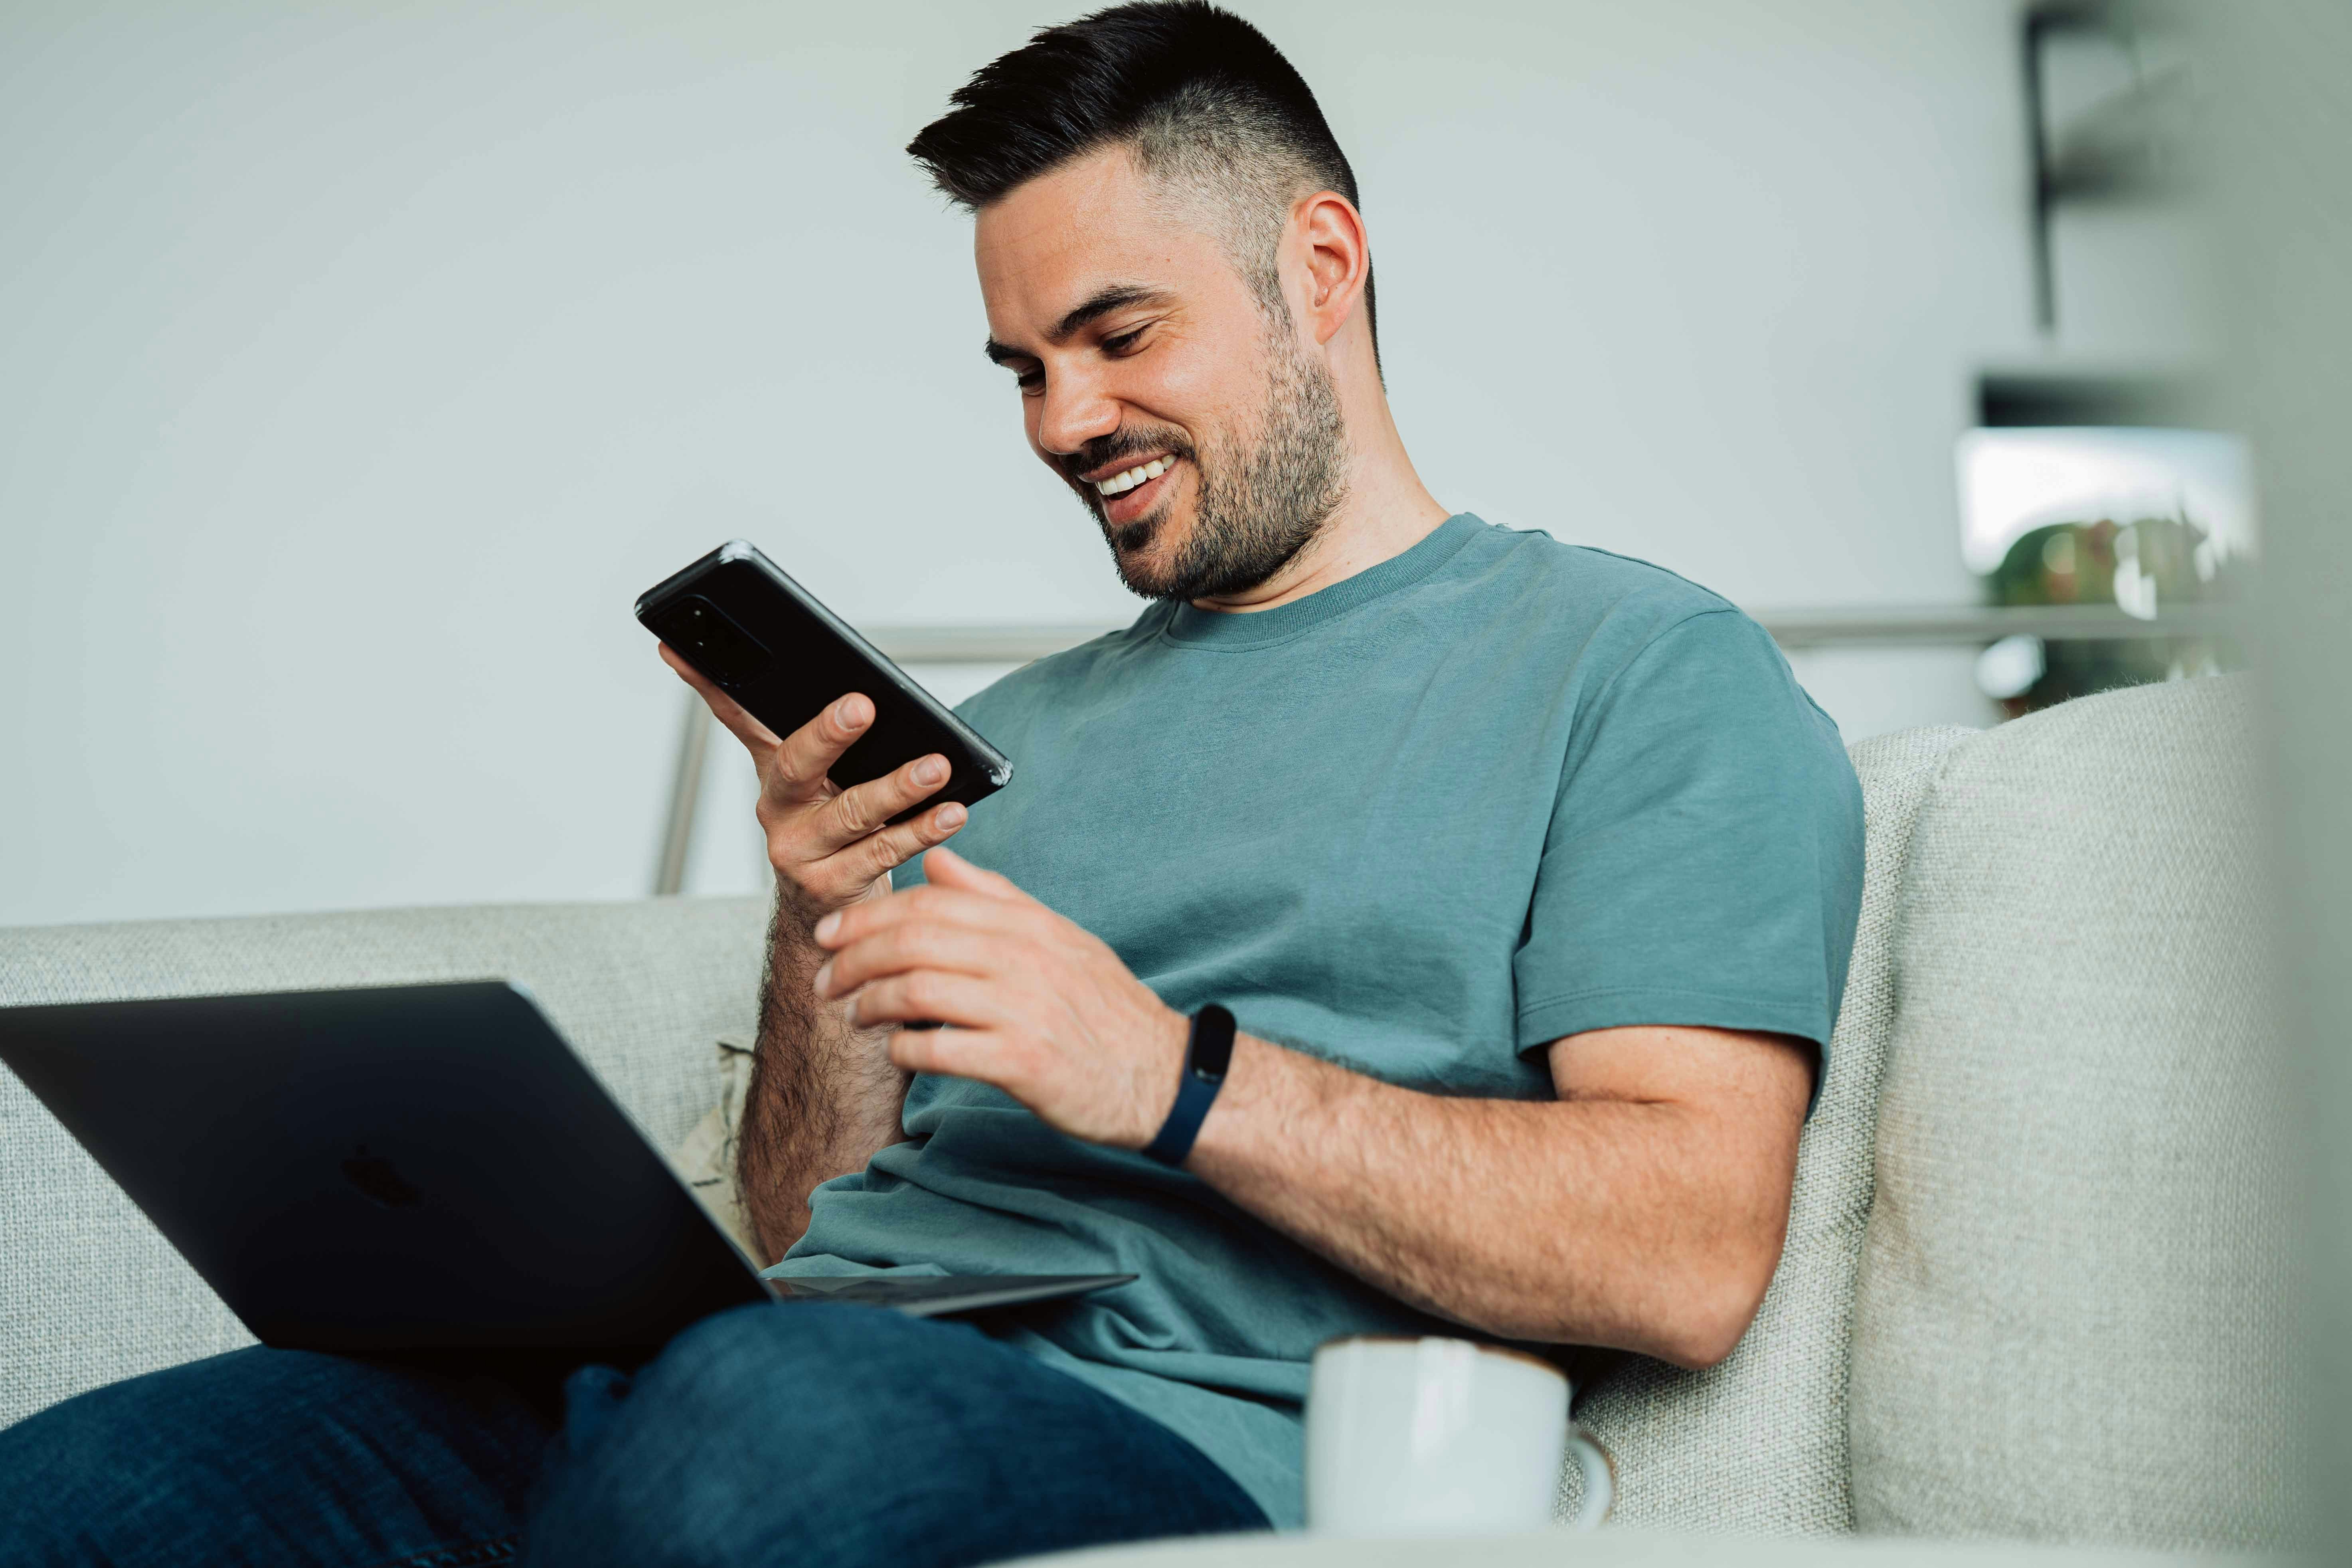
[1103,328,1146,356]
[1011,365,1044,397]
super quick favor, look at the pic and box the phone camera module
[652,595,772,688]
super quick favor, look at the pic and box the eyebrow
[982,284,1172,364]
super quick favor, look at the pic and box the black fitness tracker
[1141,1004,1237,1167]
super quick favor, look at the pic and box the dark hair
[907,1,1376,348]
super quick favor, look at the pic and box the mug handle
[1563,1426,1615,1529]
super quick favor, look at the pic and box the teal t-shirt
[775,514,1864,1525]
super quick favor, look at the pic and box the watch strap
[1141,1004,1236,1167]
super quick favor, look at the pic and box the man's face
[975,148,1347,601]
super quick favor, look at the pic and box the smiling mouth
[1087,455,1181,535]
[1092,456,1172,496]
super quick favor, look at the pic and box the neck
[1188,364,1451,615]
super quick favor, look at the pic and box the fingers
[814,882,1027,951]
[813,918,1000,1001]
[845,970,1006,1034]
[819,799,965,890]
[660,643,782,752]
[887,1020,1008,1080]
[919,846,1029,902]
[765,694,875,807]
[822,753,954,843]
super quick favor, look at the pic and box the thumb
[922,845,1026,902]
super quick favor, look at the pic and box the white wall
[3,0,2058,926]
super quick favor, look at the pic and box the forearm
[735,907,911,1264]
[1185,1034,1796,1366]
[805,855,1808,1363]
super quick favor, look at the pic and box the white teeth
[1094,458,1171,496]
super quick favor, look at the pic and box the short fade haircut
[906,1,1376,352]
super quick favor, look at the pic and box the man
[1,4,1861,1565]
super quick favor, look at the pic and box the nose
[1033,364,1121,461]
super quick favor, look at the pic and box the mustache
[1059,427,1198,489]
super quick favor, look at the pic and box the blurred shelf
[865,623,1125,664]
[2042,60,2195,204]
[1976,370,2213,429]
[1753,603,2236,649]
[860,605,2242,664]
[2024,1,2199,333]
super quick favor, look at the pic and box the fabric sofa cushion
[1564,722,1975,1533]
[670,1030,761,1256]
[1847,678,2302,1548]
[0,896,768,1430]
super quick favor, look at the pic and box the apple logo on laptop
[342,1145,423,1209]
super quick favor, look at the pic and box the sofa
[0,676,2303,1562]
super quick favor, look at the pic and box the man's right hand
[659,645,966,938]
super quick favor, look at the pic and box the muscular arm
[815,849,1819,1369]
[734,915,910,1261]
[656,644,968,1265]
[1186,1024,1815,1367]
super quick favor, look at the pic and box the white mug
[1304,1335,1613,1534]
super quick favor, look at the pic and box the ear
[1288,190,1370,350]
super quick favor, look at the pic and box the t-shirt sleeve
[1512,608,1864,1074]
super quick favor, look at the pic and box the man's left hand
[810,847,1190,1149]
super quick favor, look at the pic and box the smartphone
[635,541,1013,816]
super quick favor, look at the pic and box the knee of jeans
[0,1349,318,1560]
[650,1301,874,1416]
[528,1303,920,1562]
[661,1298,960,1409]
[0,1387,128,1556]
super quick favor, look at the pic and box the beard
[1069,326,1350,601]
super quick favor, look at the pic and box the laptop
[0,981,1130,1356]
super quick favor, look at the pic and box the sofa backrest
[1566,721,1974,1533]
[6,677,2301,1548]
[1846,676,2303,1549]
[0,896,768,1429]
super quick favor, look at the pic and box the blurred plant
[1976,513,2245,718]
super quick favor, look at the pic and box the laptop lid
[0,980,773,1355]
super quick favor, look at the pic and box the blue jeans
[0,1302,1269,1567]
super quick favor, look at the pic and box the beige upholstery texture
[1562,722,1976,1534]
[1016,1525,2282,1568]
[0,896,768,1429]
[1847,678,2303,1549]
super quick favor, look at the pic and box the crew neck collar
[1162,514,1483,650]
